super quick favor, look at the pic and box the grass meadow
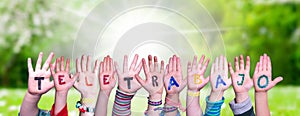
[0,86,298,116]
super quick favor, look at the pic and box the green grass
[0,86,298,116]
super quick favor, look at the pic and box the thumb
[269,76,283,89]
[135,74,146,87]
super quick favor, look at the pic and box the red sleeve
[50,103,68,116]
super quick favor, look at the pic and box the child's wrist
[149,94,162,101]
[26,90,42,98]
[209,90,224,102]
[235,92,249,103]
[166,93,179,103]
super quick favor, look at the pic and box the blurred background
[0,0,299,115]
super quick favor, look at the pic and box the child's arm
[206,55,231,116]
[253,54,283,116]
[73,55,99,116]
[95,56,116,116]
[50,56,78,116]
[228,55,255,116]
[163,55,187,116]
[20,52,54,116]
[135,55,164,116]
[186,55,210,116]
[112,54,143,115]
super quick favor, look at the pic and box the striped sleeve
[204,96,224,116]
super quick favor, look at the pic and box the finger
[28,58,34,73]
[114,61,121,76]
[66,58,70,72]
[100,62,104,73]
[135,74,146,87]
[259,56,263,71]
[56,58,60,72]
[103,57,107,72]
[160,60,165,74]
[198,55,205,70]
[93,59,99,73]
[192,55,197,69]
[42,52,54,70]
[202,58,210,72]
[142,59,149,75]
[81,55,86,72]
[87,55,91,71]
[234,56,239,71]
[267,56,272,71]
[254,62,259,74]
[219,55,224,70]
[214,57,219,72]
[76,58,81,73]
[46,81,54,91]
[245,56,250,71]
[105,56,109,72]
[108,56,112,71]
[165,64,169,75]
[35,52,43,71]
[71,73,80,84]
[168,57,172,72]
[123,55,128,73]
[269,76,283,89]
[211,63,215,75]
[224,56,228,73]
[179,77,187,91]
[172,55,176,71]
[228,63,234,76]
[130,54,138,71]
[154,56,158,72]
[240,55,245,70]
[203,76,210,86]
[135,59,143,74]
[148,55,153,72]
[187,61,192,72]
[263,54,267,71]
[50,63,56,75]
[60,56,65,71]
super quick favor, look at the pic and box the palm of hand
[253,71,271,92]
[231,70,253,93]
[144,72,164,95]
[187,69,206,91]
[210,72,230,92]
[164,72,183,94]
[118,71,141,93]
[28,70,53,95]
[75,72,98,95]
[99,72,116,91]
[53,71,75,92]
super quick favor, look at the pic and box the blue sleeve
[204,96,224,116]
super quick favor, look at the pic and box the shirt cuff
[204,96,224,116]
[229,96,253,115]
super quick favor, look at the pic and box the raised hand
[135,55,164,97]
[27,52,54,96]
[73,55,99,98]
[50,56,78,92]
[253,54,283,92]
[164,55,186,95]
[187,55,210,92]
[209,55,231,101]
[228,55,253,103]
[114,54,143,94]
[99,56,116,92]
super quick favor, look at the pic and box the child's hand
[50,56,78,93]
[99,56,116,92]
[164,55,186,95]
[135,55,164,99]
[27,52,54,96]
[209,55,231,101]
[114,54,143,94]
[253,54,283,92]
[73,55,99,98]
[187,55,210,92]
[228,55,253,103]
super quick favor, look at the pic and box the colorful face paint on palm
[152,76,158,87]
[216,75,226,88]
[257,75,269,88]
[103,75,110,85]
[168,76,179,90]
[194,74,202,84]
[124,77,133,89]
[34,77,44,90]
[58,75,66,85]
[85,76,93,86]
[237,74,245,86]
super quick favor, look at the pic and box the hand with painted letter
[253,54,283,92]
[228,55,253,103]
[253,54,283,116]
[20,52,54,116]
[135,55,164,98]
[208,55,231,101]
[73,55,99,99]
[98,55,116,92]
[114,54,143,94]
[187,55,210,92]
[164,55,187,94]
